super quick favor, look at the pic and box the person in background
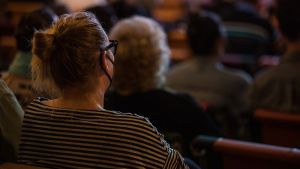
[2,8,57,108]
[86,4,118,33]
[109,0,150,19]
[138,0,162,15]
[106,16,219,159]
[249,0,300,113]
[0,80,24,162]
[0,0,15,71]
[17,12,188,168]
[0,0,14,37]
[167,11,251,139]
[214,0,277,76]
[48,2,70,16]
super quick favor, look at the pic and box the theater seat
[0,163,46,169]
[255,109,300,148]
[191,135,300,169]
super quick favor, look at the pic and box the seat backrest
[255,109,300,148]
[224,22,271,57]
[0,163,46,169]
[215,138,300,169]
[191,135,300,169]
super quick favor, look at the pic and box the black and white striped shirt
[18,98,188,169]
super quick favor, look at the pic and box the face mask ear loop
[99,52,113,90]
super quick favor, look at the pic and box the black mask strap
[99,52,113,89]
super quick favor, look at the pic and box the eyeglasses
[102,40,118,56]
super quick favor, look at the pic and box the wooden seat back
[191,135,300,169]
[0,163,46,169]
[255,109,300,148]
[215,138,300,169]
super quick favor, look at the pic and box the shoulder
[170,59,197,71]
[253,63,300,91]
[254,66,283,84]
[0,79,14,96]
[158,88,203,110]
[2,73,33,97]
[105,108,160,127]
[156,88,196,101]
[28,97,162,135]
[167,59,198,78]
[27,98,166,151]
[220,65,252,84]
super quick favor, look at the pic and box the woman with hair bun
[17,12,188,168]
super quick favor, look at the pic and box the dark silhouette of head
[15,8,57,52]
[48,3,70,16]
[187,11,225,57]
[86,5,118,33]
[276,0,300,42]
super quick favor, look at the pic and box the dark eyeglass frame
[102,40,118,56]
[99,40,118,87]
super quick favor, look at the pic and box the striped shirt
[18,98,188,169]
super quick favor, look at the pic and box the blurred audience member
[0,0,15,71]
[106,16,219,157]
[17,12,188,168]
[2,8,57,108]
[167,11,251,139]
[110,0,150,19]
[249,0,300,113]
[138,0,162,15]
[0,80,24,162]
[86,5,118,33]
[48,2,70,16]
[216,0,277,75]
[199,0,236,19]
[0,0,14,36]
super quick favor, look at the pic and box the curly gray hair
[109,16,170,94]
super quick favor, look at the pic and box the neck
[47,88,105,111]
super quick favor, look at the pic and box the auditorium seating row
[0,163,45,169]
[191,135,300,169]
[255,109,300,148]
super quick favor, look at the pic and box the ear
[100,51,109,72]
